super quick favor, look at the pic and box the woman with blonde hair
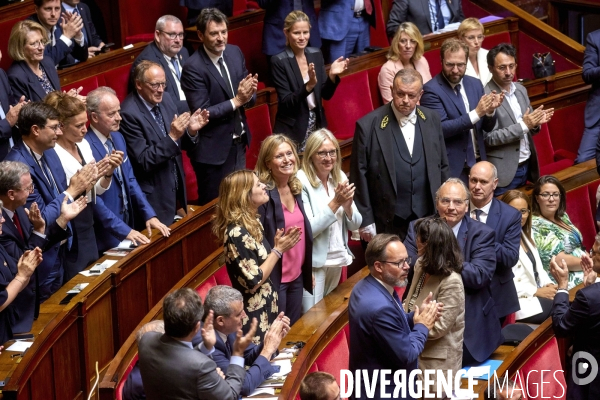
[458,18,492,86]
[270,10,348,151]
[378,22,431,104]
[213,169,301,344]
[298,129,361,312]
[256,134,313,325]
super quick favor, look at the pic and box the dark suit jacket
[138,332,245,400]
[585,30,600,130]
[181,45,254,165]
[319,0,375,41]
[350,104,449,233]
[179,0,233,25]
[122,362,145,400]
[0,69,17,160]
[7,58,61,102]
[85,129,157,253]
[27,14,89,66]
[129,42,190,114]
[119,92,192,226]
[552,285,600,399]
[421,73,496,177]
[258,189,313,294]
[386,0,464,38]
[405,216,502,363]
[0,245,19,344]
[62,3,103,47]
[349,274,428,399]
[483,198,521,318]
[271,47,338,145]
[213,332,275,396]
[257,0,321,56]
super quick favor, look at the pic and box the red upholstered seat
[103,64,135,102]
[182,151,198,203]
[423,50,442,77]
[312,327,350,387]
[0,16,28,70]
[62,76,103,96]
[566,185,596,251]
[532,124,574,176]
[502,312,516,327]
[369,0,389,48]
[366,66,383,109]
[547,102,585,161]
[228,21,269,86]
[516,337,566,399]
[323,71,374,140]
[116,353,139,400]
[125,34,155,46]
[213,265,233,286]
[195,276,217,300]
[245,103,272,169]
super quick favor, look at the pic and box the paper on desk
[271,359,292,378]
[67,282,89,294]
[79,259,119,276]
[116,239,137,250]
[246,388,275,397]
[6,341,33,352]
[281,347,298,354]
[272,351,293,360]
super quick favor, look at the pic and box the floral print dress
[224,224,278,345]
[531,214,584,289]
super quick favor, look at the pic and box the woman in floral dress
[531,176,584,289]
[212,170,301,345]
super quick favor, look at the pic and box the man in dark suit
[5,102,95,299]
[350,68,449,242]
[0,59,26,161]
[181,8,257,205]
[179,0,233,26]
[258,0,321,57]
[85,87,171,254]
[550,236,600,400]
[204,285,286,396]
[0,161,78,334]
[386,0,465,39]
[420,38,501,183]
[468,161,521,323]
[130,15,190,114]
[318,0,375,63]
[349,233,440,399]
[138,288,254,400]
[121,61,208,226]
[61,0,106,59]
[30,0,88,66]
[404,178,502,366]
[484,43,551,196]
[579,29,600,164]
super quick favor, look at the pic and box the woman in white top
[297,129,362,312]
[44,92,114,281]
[501,190,556,324]
[458,18,492,87]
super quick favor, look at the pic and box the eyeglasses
[444,62,467,69]
[464,34,484,42]
[145,81,167,91]
[316,150,337,159]
[495,64,517,72]
[27,40,45,48]
[273,151,294,161]
[21,183,35,194]
[517,208,530,215]
[538,192,561,200]
[45,124,61,133]
[379,258,411,268]
[159,30,185,40]
[438,198,468,206]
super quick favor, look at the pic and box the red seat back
[366,65,383,109]
[195,275,218,300]
[566,185,596,251]
[0,16,29,70]
[125,33,155,46]
[312,327,350,387]
[228,21,269,85]
[323,71,374,140]
[547,102,586,159]
[103,64,135,102]
[182,151,198,203]
[214,265,233,286]
[116,353,139,400]
[533,124,574,176]
[62,75,103,96]
[517,337,566,399]
[245,104,272,169]
[423,50,442,77]
[369,0,389,48]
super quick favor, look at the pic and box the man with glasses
[405,178,501,366]
[421,38,502,183]
[130,15,190,114]
[483,43,553,196]
[351,68,448,242]
[349,233,441,399]
[120,61,208,226]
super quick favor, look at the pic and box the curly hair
[255,134,302,196]
[415,217,463,276]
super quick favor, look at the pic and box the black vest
[392,121,432,219]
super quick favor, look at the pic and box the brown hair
[44,91,86,123]
[501,190,533,244]
[299,372,337,400]
[415,217,463,276]
[531,175,567,219]
[133,60,163,84]
[255,134,302,196]
[365,233,401,271]
[440,38,469,61]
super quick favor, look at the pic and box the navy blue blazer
[0,69,18,161]
[319,0,375,42]
[179,0,233,25]
[0,245,19,344]
[386,0,465,38]
[405,216,502,363]
[7,58,61,102]
[420,73,496,177]
[119,91,192,226]
[349,274,428,399]
[180,45,254,165]
[122,362,145,400]
[585,30,600,131]
[129,42,190,114]
[258,188,313,293]
[85,129,157,253]
[257,0,321,56]
[483,199,521,319]
[27,14,88,66]
[552,285,600,399]
[213,332,276,396]
[62,3,103,48]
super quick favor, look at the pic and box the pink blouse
[378,57,433,104]
[281,199,306,283]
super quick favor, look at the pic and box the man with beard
[348,233,441,399]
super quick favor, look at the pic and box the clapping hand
[25,202,45,234]
[201,310,217,351]
[329,56,349,80]
[581,253,598,287]
[188,109,210,134]
[549,256,569,288]
[232,317,258,356]
[306,63,317,92]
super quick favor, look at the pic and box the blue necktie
[105,137,129,225]
[151,106,179,189]
[73,6,88,45]
[40,155,60,196]
[171,57,181,80]
[435,0,445,30]
[474,209,483,221]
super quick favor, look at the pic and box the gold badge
[381,115,389,129]
[417,108,426,121]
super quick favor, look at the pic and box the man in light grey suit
[483,43,554,196]
[138,288,257,400]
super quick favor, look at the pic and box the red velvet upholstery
[125,34,155,46]
[245,103,272,169]
[516,32,579,80]
[566,185,596,251]
[103,64,135,102]
[228,21,269,87]
[312,328,350,387]
[547,102,585,159]
[338,266,348,285]
[195,266,232,300]
[62,76,102,96]
[462,0,491,18]
[232,0,248,15]
[484,32,511,51]
[366,65,384,109]
[0,16,28,70]
[502,312,516,327]
[517,337,566,400]
[423,50,442,77]
[323,71,373,140]
[213,265,233,286]
[532,124,574,176]
[369,0,389,48]
[116,353,139,400]
[182,150,198,203]
[119,1,185,43]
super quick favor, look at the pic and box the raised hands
[523,105,554,130]
[16,248,43,282]
[25,202,45,234]
[581,252,598,287]
[232,317,258,356]
[331,181,355,213]
[66,163,97,198]
[414,292,443,330]
[60,11,84,40]
[475,92,502,117]
[329,56,349,80]
[5,96,26,127]
[273,226,302,254]
[201,310,217,351]
[188,108,210,134]
[57,196,87,228]
[550,256,569,289]
[169,109,210,140]
[261,312,290,358]
[306,63,317,92]
[235,74,259,106]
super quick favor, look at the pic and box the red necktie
[13,213,24,240]
[364,0,372,15]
